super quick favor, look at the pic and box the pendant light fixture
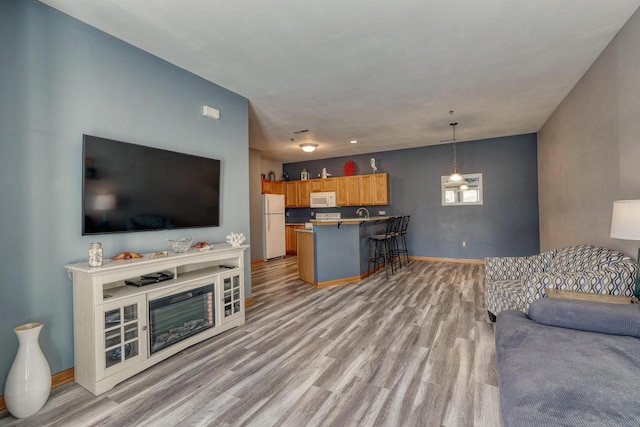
[443,111,466,185]
[449,121,462,182]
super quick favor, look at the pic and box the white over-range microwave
[310,191,337,208]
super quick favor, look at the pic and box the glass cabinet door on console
[220,271,243,324]
[97,295,147,379]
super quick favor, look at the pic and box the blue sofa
[495,298,640,427]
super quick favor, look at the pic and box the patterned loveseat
[485,245,637,319]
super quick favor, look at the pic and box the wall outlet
[379,210,386,215]
[462,241,467,247]
[311,212,315,217]
[286,211,289,217]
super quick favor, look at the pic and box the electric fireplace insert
[148,284,215,354]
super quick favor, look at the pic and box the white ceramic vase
[4,322,51,419]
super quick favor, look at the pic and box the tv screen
[82,135,220,235]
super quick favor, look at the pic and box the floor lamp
[610,199,640,300]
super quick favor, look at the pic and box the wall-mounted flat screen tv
[82,135,220,235]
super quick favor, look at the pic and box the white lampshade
[610,199,640,240]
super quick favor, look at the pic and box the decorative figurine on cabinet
[344,160,356,176]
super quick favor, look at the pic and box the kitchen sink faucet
[356,207,370,218]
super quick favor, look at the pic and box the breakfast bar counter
[296,217,391,287]
[310,215,392,226]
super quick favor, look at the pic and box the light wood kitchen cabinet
[347,173,389,206]
[372,173,389,204]
[284,181,299,207]
[322,178,337,192]
[310,179,323,192]
[287,173,389,207]
[336,177,349,206]
[357,173,389,205]
[360,175,374,205]
[286,224,304,254]
[298,180,311,207]
[261,179,273,194]
[272,180,284,195]
[337,176,363,206]
[261,179,284,195]
[310,178,337,193]
[346,176,361,205]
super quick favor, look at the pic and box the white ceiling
[40,0,640,163]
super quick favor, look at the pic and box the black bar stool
[394,215,410,266]
[388,216,403,270]
[368,217,397,278]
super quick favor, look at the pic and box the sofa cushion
[528,298,640,338]
[495,310,640,427]
[548,245,631,274]
[485,250,557,283]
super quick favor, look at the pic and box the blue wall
[284,134,539,260]
[0,0,249,394]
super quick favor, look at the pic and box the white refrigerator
[263,194,286,260]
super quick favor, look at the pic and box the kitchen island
[296,217,392,287]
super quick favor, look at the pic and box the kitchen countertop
[310,216,392,225]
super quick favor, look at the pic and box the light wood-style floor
[0,257,501,427]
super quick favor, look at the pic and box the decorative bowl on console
[167,237,193,253]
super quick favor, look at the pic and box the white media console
[66,244,248,395]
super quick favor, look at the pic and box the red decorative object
[344,160,356,176]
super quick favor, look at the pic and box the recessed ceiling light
[350,140,358,144]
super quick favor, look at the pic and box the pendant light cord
[451,121,458,172]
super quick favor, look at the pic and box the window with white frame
[441,173,483,206]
